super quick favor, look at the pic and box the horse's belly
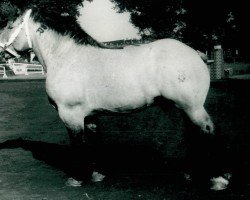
[106,96,154,113]
[88,80,159,113]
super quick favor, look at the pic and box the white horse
[0,9,214,143]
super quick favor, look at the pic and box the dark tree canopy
[111,0,185,39]
[183,1,240,50]
[111,0,250,59]
[0,0,249,58]
[111,0,242,51]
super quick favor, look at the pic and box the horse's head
[0,9,32,56]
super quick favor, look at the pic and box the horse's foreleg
[57,104,87,145]
[85,116,98,134]
[64,116,98,146]
[84,116,101,145]
[66,127,85,146]
[57,105,99,184]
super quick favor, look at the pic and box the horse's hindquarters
[153,39,210,106]
[152,39,212,134]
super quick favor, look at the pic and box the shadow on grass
[0,138,178,179]
[1,136,250,198]
[0,137,214,193]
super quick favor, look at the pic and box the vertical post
[30,51,36,63]
[3,66,7,78]
[25,64,28,75]
[41,65,45,75]
[210,45,224,80]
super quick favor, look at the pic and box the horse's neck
[29,20,97,75]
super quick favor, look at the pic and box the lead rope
[0,43,20,57]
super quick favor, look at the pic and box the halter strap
[23,9,33,49]
[0,42,20,57]
[0,9,32,57]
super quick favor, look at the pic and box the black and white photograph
[0,0,249,199]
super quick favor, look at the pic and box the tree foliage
[0,0,248,55]
[111,0,185,39]
[0,1,19,28]
[111,0,240,51]
[183,1,238,50]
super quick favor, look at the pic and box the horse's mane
[1,0,105,47]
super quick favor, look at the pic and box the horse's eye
[7,25,14,30]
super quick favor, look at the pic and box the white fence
[26,63,45,75]
[0,65,7,78]
[11,63,44,75]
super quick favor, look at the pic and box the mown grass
[0,79,249,199]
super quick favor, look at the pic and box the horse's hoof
[91,171,105,182]
[184,173,192,181]
[210,175,231,191]
[65,177,83,187]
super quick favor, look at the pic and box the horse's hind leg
[183,106,214,134]
[182,105,230,189]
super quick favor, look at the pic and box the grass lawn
[0,79,250,199]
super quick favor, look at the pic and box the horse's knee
[66,127,85,145]
[58,105,85,131]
